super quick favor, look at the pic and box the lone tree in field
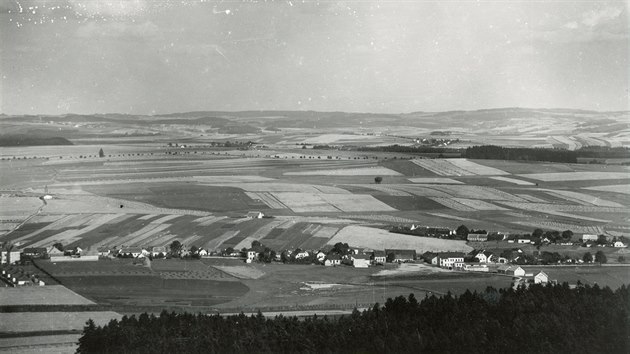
[98,148,105,158]
[374,176,383,184]
[595,250,607,264]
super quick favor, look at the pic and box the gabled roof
[353,254,371,260]
[373,250,386,257]
[119,247,143,253]
[327,254,342,260]
[439,252,465,259]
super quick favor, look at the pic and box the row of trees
[77,283,629,353]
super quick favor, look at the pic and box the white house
[372,250,386,265]
[582,234,598,242]
[474,251,494,263]
[119,247,144,258]
[324,254,341,266]
[1,251,21,264]
[315,251,326,263]
[517,239,532,244]
[247,250,258,261]
[467,232,488,242]
[352,254,370,268]
[198,248,208,256]
[534,271,549,284]
[614,241,627,248]
[438,252,465,269]
[506,266,526,277]
[294,251,310,260]
[151,246,167,257]
[464,264,489,272]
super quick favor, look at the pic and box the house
[21,248,47,259]
[198,248,208,256]
[47,246,64,256]
[118,247,144,258]
[294,250,310,260]
[372,250,386,265]
[506,266,526,277]
[385,249,416,263]
[467,232,488,242]
[246,250,258,261]
[352,254,370,268]
[614,241,627,248]
[1,251,21,264]
[246,211,264,219]
[582,234,598,242]
[464,264,489,272]
[315,251,326,263]
[97,247,111,257]
[324,254,341,266]
[438,252,465,269]
[474,250,494,263]
[151,246,166,257]
[517,239,532,244]
[534,271,549,284]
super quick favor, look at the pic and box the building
[151,246,167,257]
[118,247,144,258]
[372,250,386,265]
[315,251,326,263]
[21,248,47,259]
[613,241,627,248]
[464,264,489,272]
[438,252,465,269]
[97,247,111,257]
[474,250,494,263]
[246,211,264,219]
[324,254,341,266]
[467,232,488,242]
[352,254,370,268]
[582,234,599,242]
[534,271,549,284]
[505,266,526,277]
[385,249,416,263]
[1,251,21,265]
[517,239,532,244]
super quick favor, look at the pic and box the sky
[0,0,628,115]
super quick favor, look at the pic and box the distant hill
[0,134,73,147]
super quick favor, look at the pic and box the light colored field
[411,159,474,176]
[516,194,549,203]
[544,190,624,207]
[490,176,536,185]
[327,225,472,253]
[272,192,339,213]
[271,192,396,213]
[213,182,351,194]
[426,213,477,222]
[0,285,94,306]
[312,226,341,239]
[196,216,228,226]
[301,134,375,144]
[499,201,625,215]
[284,166,401,176]
[194,175,276,183]
[346,184,411,196]
[372,263,449,277]
[0,311,121,333]
[452,198,507,211]
[429,185,525,201]
[514,220,603,234]
[234,219,291,250]
[447,159,509,175]
[519,171,629,181]
[213,266,265,279]
[407,178,463,184]
[583,184,630,195]
[0,196,42,218]
[343,214,419,223]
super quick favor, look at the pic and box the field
[0,112,629,319]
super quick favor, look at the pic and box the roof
[439,252,465,258]
[119,247,143,253]
[497,264,511,271]
[535,271,548,277]
[385,249,417,259]
[353,254,371,260]
[23,248,47,253]
[327,254,342,260]
[247,211,263,217]
[373,250,386,257]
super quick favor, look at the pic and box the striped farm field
[489,176,536,185]
[410,159,508,176]
[0,285,95,306]
[283,166,402,176]
[544,190,624,207]
[518,171,629,182]
[407,178,463,184]
[0,312,121,333]
[583,184,630,195]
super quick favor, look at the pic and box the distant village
[2,208,628,289]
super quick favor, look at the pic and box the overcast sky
[1,0,628,115]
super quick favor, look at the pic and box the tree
[374,176,383,184]
[190,245,199,254]
[583,252,593,263]
[532,228,544,238]
[98,148,105,158]
[597,235,608,245]
[455,225,469,239]
[169,240,182,256]
[595,251,607,264]
[561,230,573,240]
[251,240,261,248]
[618,255,626,263]
[53,242,64,252]
[224,247,235,256]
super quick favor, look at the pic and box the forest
[464,145,578,163]
[77,283,628,353]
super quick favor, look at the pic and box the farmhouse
[517,239,532,244]
[474,250,494,263]
[385,249,416,263]
[499,265,526,277]
[97,247,111,257]
[467,232,488,242]
[47,246,64,257]
[21,248,47,259]
[582,234,598,242]
[324,254,341,266]
[613,241,627,248]
[464,264,489,272]
[352,254,370,268]
[118,247,144,258]
[534,271,549,284]
[315,251,326,263]
[438,252,465,269]
[151,246,167,257]
[246,211,264,219]
[372,250,386,265]
[1,251,21,264]
[294,250,310,260]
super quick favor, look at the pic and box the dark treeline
[577,146,630,158]
[77,283,628,353]
[0,135,73,147]
[464,145,578,163]
[358,145,460,154]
